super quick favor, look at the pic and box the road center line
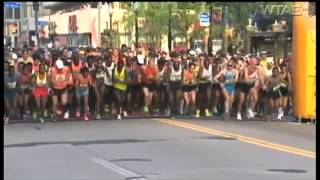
[92,158,147,180]
[155,118,315,159]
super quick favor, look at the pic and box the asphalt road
[4,118,316,180]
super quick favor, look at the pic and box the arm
[213,69,224,83]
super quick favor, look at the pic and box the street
[4,118,315,180]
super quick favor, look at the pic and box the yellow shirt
[114,67,127,91]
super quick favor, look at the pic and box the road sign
[199,12,210,27]
[37,20,49,26]
[4,2,21,8]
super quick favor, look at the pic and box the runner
[168,54,183,115]
[50,59,72,121]
[243,57,266,119]
[214,60,238,120]
[103,55,115,115]
[18,64,33,120]
[93,57,105,119]
[113,58,128,120]
[4,65,19,125]
[211,57,224,115]
[265,67,284,120]
[32,63,50,123]
[71,52,84,118]
[156,57,169,114]
[141,56,158,114]
[75,66,93,121]
[280,64,292,115]
[182,62,198,117]
[196,57,212,117]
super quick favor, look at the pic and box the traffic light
[33,2,39,11]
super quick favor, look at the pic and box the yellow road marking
[155,119,315,159]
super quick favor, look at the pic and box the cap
[11,53,18,60]
[189,50,196,56]
[55,59,64,69]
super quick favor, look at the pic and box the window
[14,7,20,19]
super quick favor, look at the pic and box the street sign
[4,2,21,8]
[37,20,49,26]
[199,12,210,27]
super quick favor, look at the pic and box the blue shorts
[77,87,89,97]
[224,84,235,95]
[5,90,18,101]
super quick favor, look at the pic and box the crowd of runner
[4,45,293,124]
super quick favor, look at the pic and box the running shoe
[32,111,37,120]
[76,111,81,118]
[144,106,149,113]
[213,107,218,114]
[96,114,101,120]
[123,111,128,117]
[64,111,70,120]
[237,113,242,121]
[52,114,57,122]
[84,115,90,121]
[40,117,45,124]
[117,114,122,120]
[195,110,200,118]
[205,109,210,117]
[57,109,62,115]
[43,110,48,118]
[247,108,254,119]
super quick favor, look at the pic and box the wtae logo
[259,3,315,17]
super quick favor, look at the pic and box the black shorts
[198,82,211,93]
[105,85,114,103]
[280,86,289,96]
[143,83,157,91]
[52,88,68,96]
[182,85,198,92]
[157,84,168,92]
[237,82,255,94]
[169,81,181,91]
[127,84,142,93]
[267,89,282,99]
[212,83,222,90]
[68,86,75,93]
[19,88,32,94]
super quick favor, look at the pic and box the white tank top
[200,65,212,82]
[170,65,182,82]
[104,62,114,86]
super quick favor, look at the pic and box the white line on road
[92,158,147,180]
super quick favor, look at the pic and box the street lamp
[33,2,39,46]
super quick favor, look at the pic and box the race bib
[7,82,17,89]
[56,74,66,82]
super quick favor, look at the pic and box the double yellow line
[155,118,315,159]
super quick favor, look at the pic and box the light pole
[33,2,39,46]
[134,2,139,49]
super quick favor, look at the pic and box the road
[4,117,316,180]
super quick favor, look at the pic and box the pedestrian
[168,55,183,115]
[18,63,33,120]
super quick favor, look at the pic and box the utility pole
[33,2,39,47]
[134,2,139,49]
[168,5,172,52]
[208,5,213,54]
